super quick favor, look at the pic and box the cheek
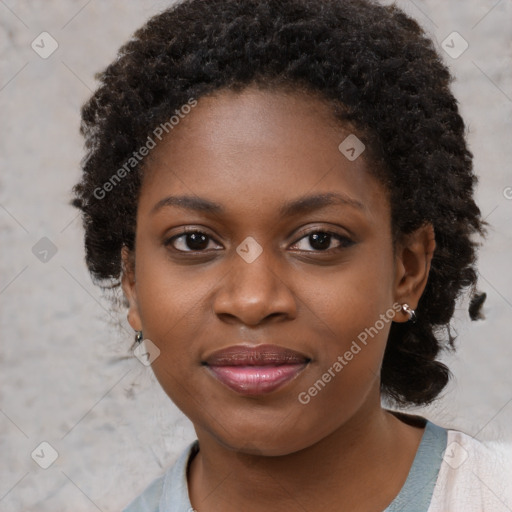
[297,244,395,347]
[135,243,211,336]
[136,237,227,404]
[291,251,396,407]
[292,289,396,445]
[134,255,213,413]
[300,300,392,394]
[132,246,213,379]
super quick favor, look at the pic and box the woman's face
[122,86,413,456]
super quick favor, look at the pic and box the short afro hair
[71,0,486,407]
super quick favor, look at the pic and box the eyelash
[164,228,355,254]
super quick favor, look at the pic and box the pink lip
[203,344,310,396]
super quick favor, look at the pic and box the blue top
[123,419,447,511]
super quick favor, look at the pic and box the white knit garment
[428,430,512,512]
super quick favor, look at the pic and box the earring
[401,304,417,323]
[135,330,143,344]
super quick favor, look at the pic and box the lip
[203,344,310,396]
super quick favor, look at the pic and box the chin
[207,423,322,458]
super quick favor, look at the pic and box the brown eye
[291,231,354,252]
[165,231,221,252]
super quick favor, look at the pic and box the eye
[164,228,354,254]
[290,230,354,252]
[165,230,222,252]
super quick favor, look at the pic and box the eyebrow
[150,192,365,217]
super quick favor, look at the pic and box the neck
[187,398,426,512]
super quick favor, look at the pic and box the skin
[121,85,436,512]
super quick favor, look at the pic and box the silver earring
[401,304,417,323]
[135,330,143,343]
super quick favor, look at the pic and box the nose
[212,243,297,327]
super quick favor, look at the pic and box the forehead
[138,86,389,225]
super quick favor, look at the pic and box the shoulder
[428,427,512,512]
[122,473,165,512]
[122,440,199,512]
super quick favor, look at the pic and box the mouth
[202,344,311,396]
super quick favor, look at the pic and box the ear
[121,246,143,332]
[393,223,436,323]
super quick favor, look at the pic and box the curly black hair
[71,0,486,407]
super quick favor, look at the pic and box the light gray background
[0,1,511,510]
